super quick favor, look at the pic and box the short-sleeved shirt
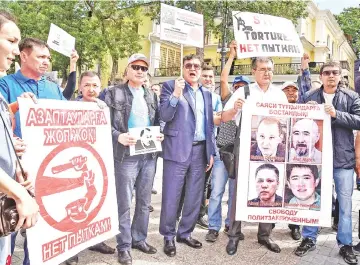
[223,82,288,124]
[212,92,222,137]
[0,70,66,137]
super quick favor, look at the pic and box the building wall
[109,1,357,88]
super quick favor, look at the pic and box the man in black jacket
[295,61,360,265]
[105,54,163,265]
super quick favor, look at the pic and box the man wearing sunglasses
[295,61,360,265]
[105,53,163,265]
[159,54,215,257]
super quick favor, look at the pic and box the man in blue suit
[159,54,215,257]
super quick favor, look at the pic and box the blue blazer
[160,80,215,163]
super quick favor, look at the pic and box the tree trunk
[110,58,118,83]
[61,67,68,88]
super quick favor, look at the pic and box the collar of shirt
[14,70,45,84]
[186,81,202,93]
[252,82,276,93]
[128,84,144,95]
[290,192,320,208]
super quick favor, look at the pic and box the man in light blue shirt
[0,38,66,138]
[0,37,67,265]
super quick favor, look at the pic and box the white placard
[47,23,75,57]
[18,98,119,265]
[160,3,204,48]
[232,12,304,58]
[129,126,162,156]
[236,102,333,227]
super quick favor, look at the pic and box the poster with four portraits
[236,101,333,227]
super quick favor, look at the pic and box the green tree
[336,6,360,56]
[1,0,107,82]
[85,0,144,81]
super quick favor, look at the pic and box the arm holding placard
[62,50,79,100]
[220,40,237,101]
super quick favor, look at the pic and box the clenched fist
[173,77,185,98]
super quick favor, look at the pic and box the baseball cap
[128,53,149,66]
[233,75,250,86]
[281,81,299,90]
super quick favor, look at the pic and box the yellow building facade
[115,1,357,87]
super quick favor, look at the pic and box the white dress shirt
[223,82,288,124]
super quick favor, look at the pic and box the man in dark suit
[159,54,215,257]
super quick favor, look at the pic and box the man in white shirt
[222,57,288,255]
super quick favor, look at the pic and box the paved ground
[12,159,360,265]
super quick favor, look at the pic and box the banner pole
[180,44,183,77]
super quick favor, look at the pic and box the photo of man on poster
[289,119,322,163]
[248,163,283,207]
[285,164,321,211]
[135,127,157,151]
[250,116,286,162]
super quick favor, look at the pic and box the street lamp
[214,0,232,73]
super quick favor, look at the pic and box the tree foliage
[1,0,309,80]
[1,0,144,81]
[336,7,360,56]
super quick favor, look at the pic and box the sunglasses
[184,63,201,70]
[130,65,148,72]
[321,70,340,76]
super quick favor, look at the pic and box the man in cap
[280,80,302,240]
[105,53,163,265]
[282,81,299,103]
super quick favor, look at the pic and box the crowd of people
[1,9,360,265]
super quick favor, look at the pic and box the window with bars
[160,47,167,68]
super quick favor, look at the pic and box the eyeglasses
[256,68,273,73]
[130,65,148,72]
[321,70,340,76]
[184,63,201,70]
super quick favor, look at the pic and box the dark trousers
[228,220,273,241]
[177,169,211,220]
[288,224,300,230]
[334,198,339,225]
[159,144,207,239]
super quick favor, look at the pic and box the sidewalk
[12,159,360,265]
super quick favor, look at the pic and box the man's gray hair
[251,57,274,70]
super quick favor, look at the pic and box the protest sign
[18,98,119,265]
[236,102,332,227]
[160,3,204,48]
[129,126,162,156]
[232,12,304,59]
[47,23,75,57]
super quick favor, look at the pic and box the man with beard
[248,164,282,207]
[289,119,322,163]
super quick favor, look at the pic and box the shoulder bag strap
[0,111,25,176]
